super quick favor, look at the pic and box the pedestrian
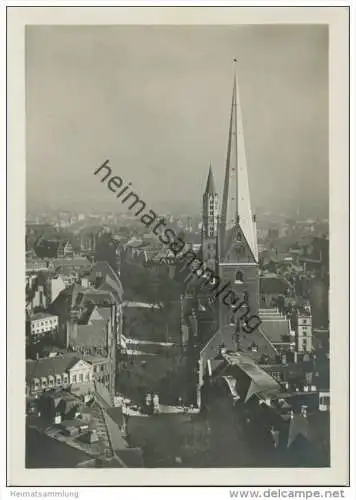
[153,393,160,414]
[145,392,152,413]
[270,426,280,449]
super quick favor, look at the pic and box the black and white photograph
[5,4,350,489]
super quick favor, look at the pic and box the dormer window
[235,271,244,283]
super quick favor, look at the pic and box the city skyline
[26,24,328,217]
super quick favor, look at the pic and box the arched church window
[235,270,244,283]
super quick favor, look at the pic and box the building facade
[27,312,59,345]
[293,310,313,353]
[26,353,110,396]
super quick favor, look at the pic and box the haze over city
[26,25,328,217]
[23,18,334,473]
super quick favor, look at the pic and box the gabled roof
[221,352,281,401]
[75,321,108,347]
[26,353,79,381]
[221,224,256,264]
[68,359,92,372]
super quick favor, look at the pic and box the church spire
[220,59,258,262]
[205,163,216,194]
[202,163,219,271]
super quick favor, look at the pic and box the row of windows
[32,318,57,329]
[93,364,105,373]
[30,365,107,390]
[32,328,51,335]
[32,374,70,389]
[31,372,91,390]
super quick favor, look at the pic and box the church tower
[202,165,219,271]
[218,60,259,329]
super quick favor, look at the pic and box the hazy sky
[26,25,328,216]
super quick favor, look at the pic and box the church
[181,63,286,409]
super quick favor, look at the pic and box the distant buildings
[297,236,329,279]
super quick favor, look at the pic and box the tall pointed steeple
[220,60,258,262]
[202,164,219,271]
[205,163,216,194]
